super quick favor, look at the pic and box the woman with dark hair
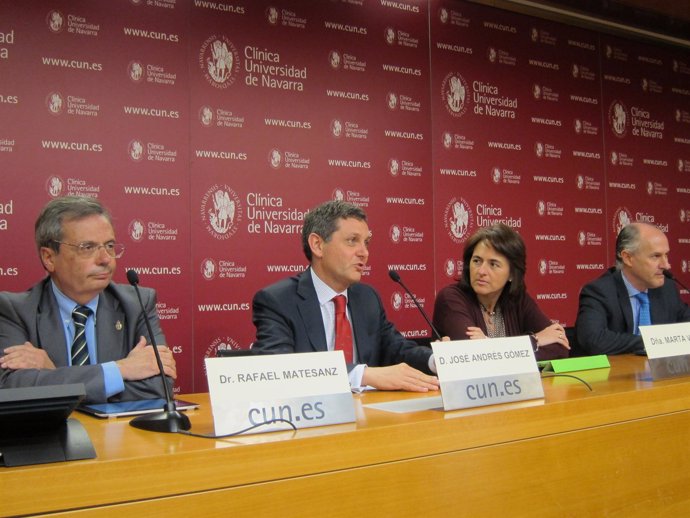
[433,224,569,361]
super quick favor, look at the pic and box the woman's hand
[535,323,570,349]
[466,326,487,340]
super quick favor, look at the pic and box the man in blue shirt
[576,222,690,355]
[0,196,176,402]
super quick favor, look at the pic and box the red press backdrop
[0,0,689,392]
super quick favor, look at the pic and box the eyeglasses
[54,241,125,259]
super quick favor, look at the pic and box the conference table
[4,355,690,516]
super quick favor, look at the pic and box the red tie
[332,295,353,364]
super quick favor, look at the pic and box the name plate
[205,351,355,435]
[640,323,690,380]
[432,336,544,411]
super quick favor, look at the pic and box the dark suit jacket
[252,269,433,374]
[0,277,171,402]
[576,267,690,355]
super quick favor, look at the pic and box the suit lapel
[95,288,127,362]
[614,271,636,333]
[36,282,69,367]
[347,285,371,363]
[649,285,667,324]
[296,270,328,352]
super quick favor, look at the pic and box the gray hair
[35,196,112,254]
[302,200,367,261]
[615,223,641,269]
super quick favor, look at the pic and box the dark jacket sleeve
[432,284,480,340]
[0,286,110,401]
[361,287,433,374]
[515,294,569,361]
[107,285,173,403]
[516,294,551,334]
[251,284,301,355]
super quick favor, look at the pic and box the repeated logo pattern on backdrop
[0,0,688,392]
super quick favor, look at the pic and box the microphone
[388,269,442,341]
[126,269,191,433]
[663,269,690,294]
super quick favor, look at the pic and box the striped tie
[71,305,92,366]
[635,292,651,335]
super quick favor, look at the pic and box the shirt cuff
[428,354,437,374]
[102,361,125,398]
[348,363,367,391]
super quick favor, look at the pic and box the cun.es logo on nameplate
[205,351,354,435]
[432,337,543,411]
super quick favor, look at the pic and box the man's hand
[0,342,56,370]
[116,336,177,381]
[362,363,440,392]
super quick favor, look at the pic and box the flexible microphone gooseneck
[388,269,442,341]
[663,268,690,294]
[126,269,191,433]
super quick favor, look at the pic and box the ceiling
[623,0,690,23]
[472,0,690,48]
[549,0,690,38]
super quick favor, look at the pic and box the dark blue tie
[635,292,651,334]
[71,306,92,366]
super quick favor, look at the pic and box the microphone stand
[663,269,690,294]
[127,270,191,433]
[388,269,442,341]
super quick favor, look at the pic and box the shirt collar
[50,279,99,320]
[621,269,646,298]
[310,268,347,307]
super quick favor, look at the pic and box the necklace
[479,302,495,316]
[479,302,505,338]
[479,303,495,326]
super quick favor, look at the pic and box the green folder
[538,355,610,373]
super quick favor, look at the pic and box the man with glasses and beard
[0,196,176,402]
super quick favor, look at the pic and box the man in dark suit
[252,200,439,392]
[0,196,176,402]
[576,222,690,355]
